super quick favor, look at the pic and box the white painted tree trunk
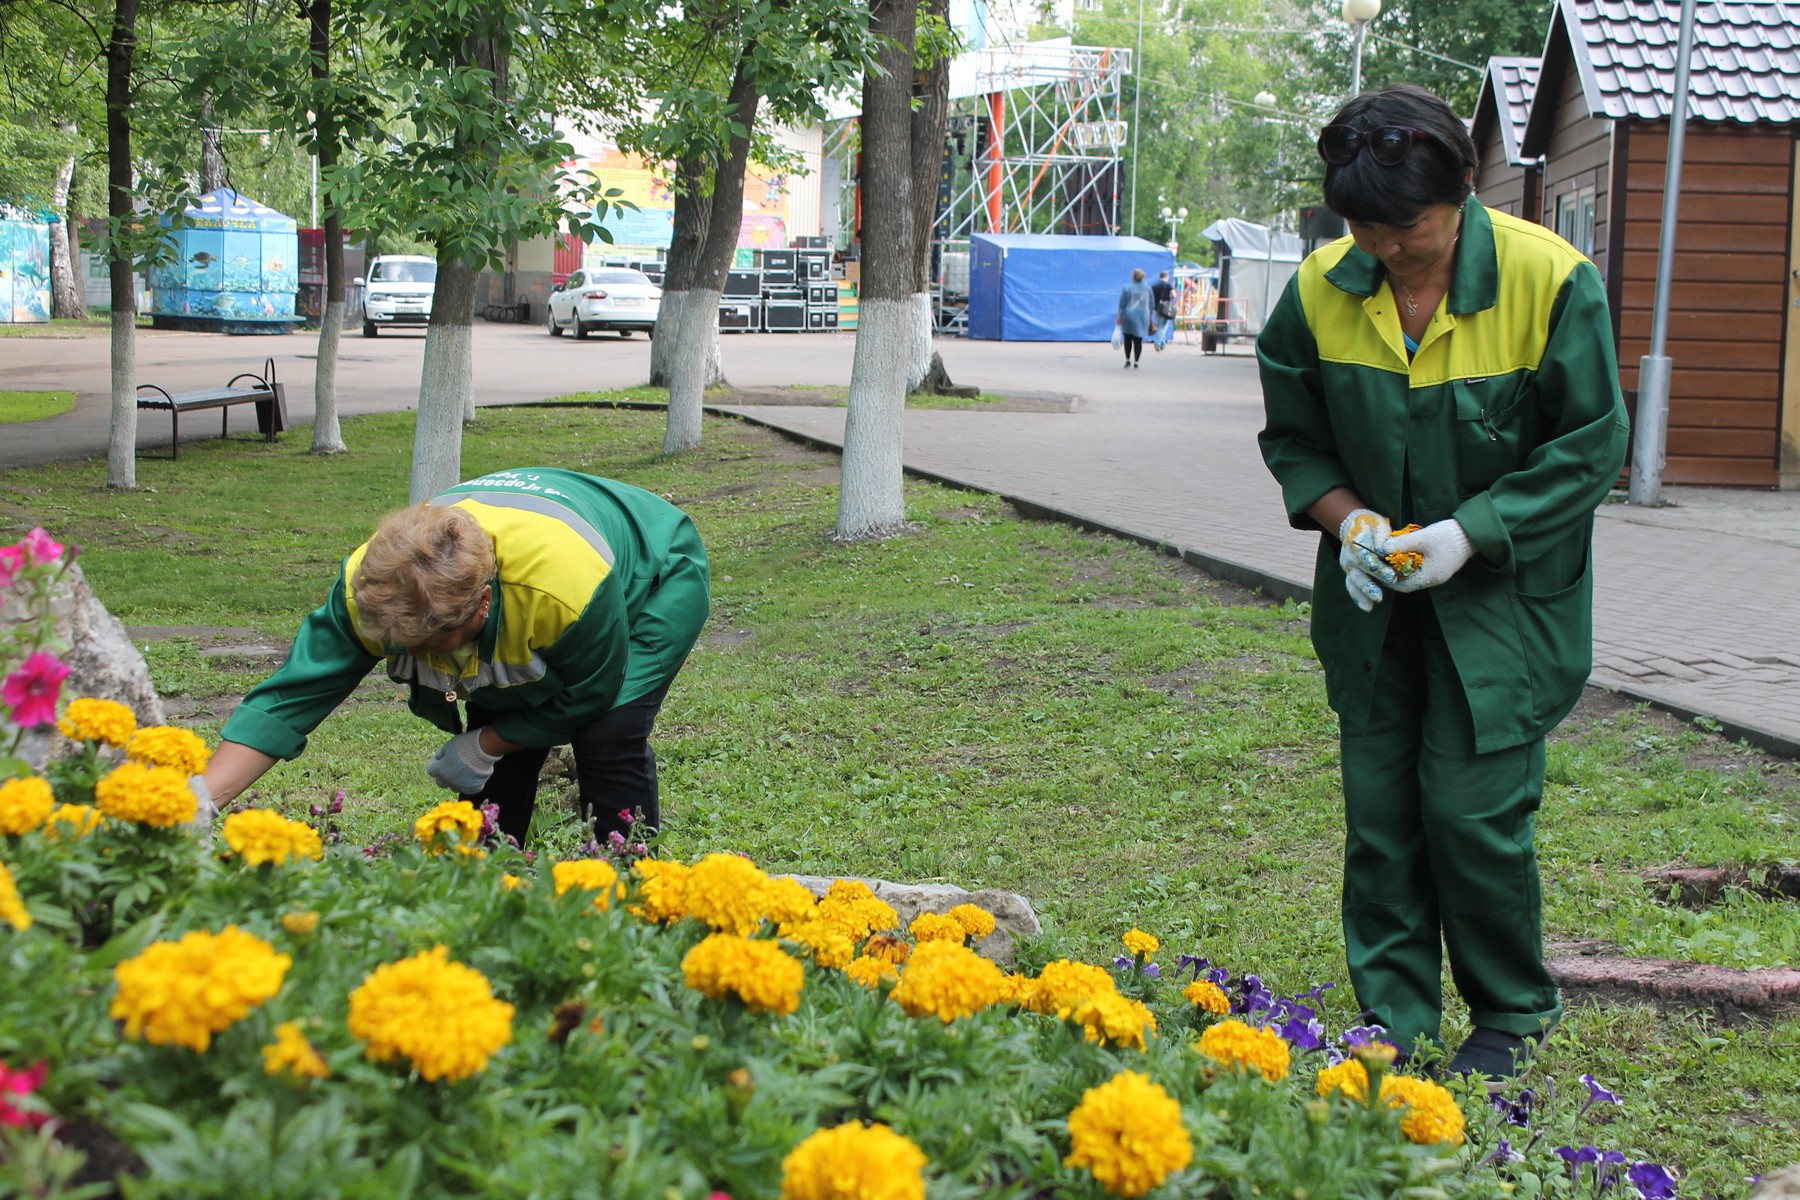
[106,311,136,489]
[311,299,347,453]
[837,297,911,539]
[905,293,934,392]
[410,322,472,502]
[663,286,722,455]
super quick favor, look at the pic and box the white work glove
[1337,509,1391,613]
[188,774,219,835]
[426,730,502,795]
[1383,519,1475,591]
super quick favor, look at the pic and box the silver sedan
[546,268,662,339]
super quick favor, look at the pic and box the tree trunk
[664,52,760,456]
[49,125,85,320]
[410,256,478,501]
[305,0,346,454]
[199,96,226,193]
[105,0,142,491]
[905,3,950,392]
[836,0,916,541]
[650,154,710,388]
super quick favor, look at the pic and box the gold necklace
[1398,281,1418,318]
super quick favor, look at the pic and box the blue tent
[150,187,299,331]
[967,234,1173,342]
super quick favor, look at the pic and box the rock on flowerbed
[784,873,1041,964]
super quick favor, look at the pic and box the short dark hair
[1321,83,1477,226]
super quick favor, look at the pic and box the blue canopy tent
[150,187,299,333]
[967,234,1173,341]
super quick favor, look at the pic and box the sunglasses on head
[1316,124,1431,166]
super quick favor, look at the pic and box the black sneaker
[1447,1028,1540,1087]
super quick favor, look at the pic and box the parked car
[546,268,661,338]
[358,255,437,337]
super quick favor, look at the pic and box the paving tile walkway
[712,352,1800,756]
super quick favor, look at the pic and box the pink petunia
[21,528,64,567]
[0,545,22,588]
[0,1059,51,1129]
[2,653,71,727]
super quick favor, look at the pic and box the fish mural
[148,186,298,331]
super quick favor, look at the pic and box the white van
[358,255,437,337]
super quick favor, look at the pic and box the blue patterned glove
[1337,509,1393,610]
[426,730,502,794]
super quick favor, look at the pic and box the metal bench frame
[136,357,288,460]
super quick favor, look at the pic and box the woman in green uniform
[1256,84,1628,1079]
[194,467,710,846]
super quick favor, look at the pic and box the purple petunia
[1142,962,1161,979]
[1581,1073,1624,1112]
[1557,1145,1603,1168]
[1481,1139,1525,1165]
[1627,1162,1678,1199]
[1488,1088,1536,1128]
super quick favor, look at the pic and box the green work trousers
[1337,593,1563,1055]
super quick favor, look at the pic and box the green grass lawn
[1,402,1796,1192]
[0,390,76,423]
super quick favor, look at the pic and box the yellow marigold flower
[1183,980,1230,1015]
[95,761,197,827]
[222,809,324,867]
[0,776,54,836]
[683,853,772,935]
[864,933,911,966]
[58,697,137,747]
[761,876,818,926]
[823,878,876,905]
[348,945,515,1082]
[1064,1070,1193,1199]
[125,725,211,775]
[816,894,899,942]
[501,873,525,891]
[262,1020,329,1080]
[44,803,103,839]
[414,800,484,857]
[553,858,623,910]
[996,972,1035,1006]
[1072,991,1157,1051]
[889,940,1005,1023]
[782,1122,927,1200]
[629,858,689,923]
[281,911,320,937]
[909,911,965,944]
[845,954,899,989]
[0,859,30,931]
[1121,928,1160,958]
[784,919,857,970]
[1028,959,1118,1019]
[1196,1019,1290,1083]
[110,926,291,1051]
[681,932,805,1016]
[1316,1063,1464,1145]
[947,903,996,942]
[1317,1059,1370,1100]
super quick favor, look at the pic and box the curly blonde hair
[351,504,496,648]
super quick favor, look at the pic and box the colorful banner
[569,148,791,254]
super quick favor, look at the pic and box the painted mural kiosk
[0,206,52,324]
[149,187,299,334]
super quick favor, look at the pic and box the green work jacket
[222,469,711,759]
[1257,201,1629,753]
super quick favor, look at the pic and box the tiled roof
[1487,56,1543,162]
[1568,0,1800,123]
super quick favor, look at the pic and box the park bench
[136,358,287,460]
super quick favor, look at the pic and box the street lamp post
[1160,204,1187,257]
[1343,0,1382,97]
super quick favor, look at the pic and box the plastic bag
[1111,325,1123,350]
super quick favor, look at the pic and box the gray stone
[783,873,1042,965]
[2,562,164,770]
[1751,1164,1800,1199]
[1548,939,1800,1024]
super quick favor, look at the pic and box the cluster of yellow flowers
[221,810,324,867]
[414,800,485,857]
[44,803,103,839]
[1064,1070,1194,1199]
[0,860,29,931]
[262,1020,330,1080]
[95,761,198,827]
[844,954,900,989]
[1197,1019,1292,1083]
[348,945,516,1082]
[1315,1060,1465,1145]
[552,859,623,910]
[1027,959,1119,1020]
[125,726,212,776]
[780,1122,927,1200]
[683,853,774,935]
[908,911,964,944]
[888,940,1006,1023]
[1182,979,1231,1015]
[0,776,54,835]
[1070,991,1157,1052]
[58,697,138,747]
[630,858,690,923]
[1121,928,1160,958]
[681,932,806,1015]
[110,926,292,1052]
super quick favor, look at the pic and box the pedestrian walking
[190,467,711,848]
[1116,268,1153,367]
[1151,271,1175,350]
[1255,83,1629,1081]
